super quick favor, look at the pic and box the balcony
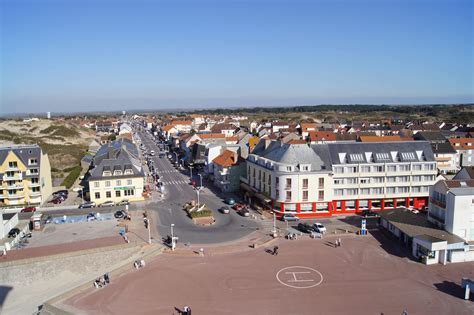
[29,190,41,197]
[7,192,25,199]
[29,182,41,188]
[3,173,23,181]
[6,183,24,190]
[7,165,20,171]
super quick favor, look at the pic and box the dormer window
[103,171,112,176]
[29,158,38,165]
[113,170,123,176]
[124,169,133,175]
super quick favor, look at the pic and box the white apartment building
[241,140,437,218]
[428,179,474,262]
[326,141,438,214]
[241,141,333,217]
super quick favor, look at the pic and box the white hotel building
[242,141,437,218]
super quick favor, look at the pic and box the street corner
[276,266,323,289]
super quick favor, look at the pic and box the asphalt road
[137,130,260,245]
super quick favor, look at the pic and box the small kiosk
[31,212,43,231]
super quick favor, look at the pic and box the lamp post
[198,174,203,188]
[196,187,201,208]
[170,223,175,251]
[272,211,277,235]
[147,216,151,245]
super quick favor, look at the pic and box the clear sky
[0,0,472,115]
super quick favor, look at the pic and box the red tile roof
[213,150,238,167]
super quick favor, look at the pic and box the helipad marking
[276,266,323,289]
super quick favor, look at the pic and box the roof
[198,133,226,139]
[171,120,192,125]
[358,135,412,142]
[300,123,317,130]
[431,142,457,154]
[162,125,177,132]
[414,131,447,142]
[212,150,238,167]
[378,208,465,244]
[287,139,307,144]
[325,141,435,164]
[444,179,474,188]
[308,131,337,142]
[89,143,144,180]
[0,144,42,169]
[448,138,474,150]
[454,167,474,179]
[211,123,237,133]
[272,121,289,126]
[252,141,327,171]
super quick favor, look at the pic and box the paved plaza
[61,232,474,315]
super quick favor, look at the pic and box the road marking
[276,266,323,289]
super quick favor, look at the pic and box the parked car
[79,201,96,208]
[21,206,37,212]
[114,210,126,219]
[116,200,130,206]
[282,213,299,222]
[361,210,379,218]
[99,201,115,207]
[232,203,244,211]
[238,208,250,217]
[312,222,327,234]
[225,197,236,205]
[220,206,230,214]
[297,223,315,233]
[8,228,20,238]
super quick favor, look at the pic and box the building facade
[0,144,53,206]
[88,140,145,205]
[242,141,437,218]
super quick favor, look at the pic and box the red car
[233,203,244,211]
[21,206,37,212]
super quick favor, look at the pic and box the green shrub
[189,209,213,218]
[61,165,82,188]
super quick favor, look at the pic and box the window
[124,169,133,175]
[345,189,358,195]
[95,192,100,199]
[372,187,384,194]
[275,189,280,200]
[113,170,123,176]
[361,166,371,173]
[318,190,324,201]
[303,179,308,189]
[285,191,292,201]
[106,191,112,198]
[387,177,396,183]
[94,182,100,188]
[124,189,135,196]
[413,164,422,171]
[115,190,121,197]
[361,188,370,195]
[346,166,357,173]
[285,178,291,189]
[373,166,384,172]
[424,163,435,171]
[373,177,384,183]
[412,176,421,182]
[303,191,309,201]
[116,180,122,186]
[399,165,410,171]
[334,179,343,185]
[334,167,344,174]
[346,178,357,184]
[318,178,324,189]
[286,166,292,171]
[105,181,111,187]
[424,175,435,181]
[276,177,279,184]
[387,187,396,194]
[397,176,409,182]
[360,178,369,184]
[268,175,271,184]
[28,158,38,165]
[387,165,397,172]
[412,186,421,193]
[103,171,112,176]
[127,179,132,185]
[398,187,409,193]
[8,161,18,168]
[401,152,416,161]
[334,189,344,196]
[302,165,309,171]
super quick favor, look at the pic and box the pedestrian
[183,306,190,315]
[104,272,110,284]
[338,238,342,247]
[273,246,279,256]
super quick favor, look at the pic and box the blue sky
[1,0,472,114]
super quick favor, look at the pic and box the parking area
[62,232,474,315]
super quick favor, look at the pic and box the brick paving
[62,231,474,315]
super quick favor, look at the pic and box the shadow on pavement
[370,230,417,262]
[0,285,13,312]
[434,281,473,301]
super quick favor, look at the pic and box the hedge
[61,165,82,189]
[189,209,213,218]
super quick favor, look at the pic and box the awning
[255,193,271,203]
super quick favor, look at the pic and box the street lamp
[170,223,175,251]
[198,174,203,189]
[196,187,201,208]
[271,211,277,235]
[147,215,151,245]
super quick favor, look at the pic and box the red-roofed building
[212,150,245,192]
[307,131,337,144]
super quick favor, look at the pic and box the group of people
[93,273,110,288]
[134,259,146,269]
[287,233,298,240]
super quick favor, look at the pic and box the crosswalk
[160,180,189,185]
[258,219,277,232]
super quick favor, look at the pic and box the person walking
[338,238,342,247]
[273,246,279,256]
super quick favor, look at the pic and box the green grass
[189,209,213,218]
[61,165,82,188]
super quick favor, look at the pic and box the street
[137,131,261,245]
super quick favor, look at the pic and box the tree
[108,133,116,141]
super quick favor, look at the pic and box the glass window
[361,166,371,173]
[95,192,100,199]
[115,190,121,197]
[303,190,308,201]
[318,178,324,189]
[361,188,370,195]
[106,191,112,198]
[285,191,292,201]
[318,190,324,201]
[127,179,132,185]
[105,181,111,187]
[303,178,308,189]
[285,178,291,189]
[116,180,122,186]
